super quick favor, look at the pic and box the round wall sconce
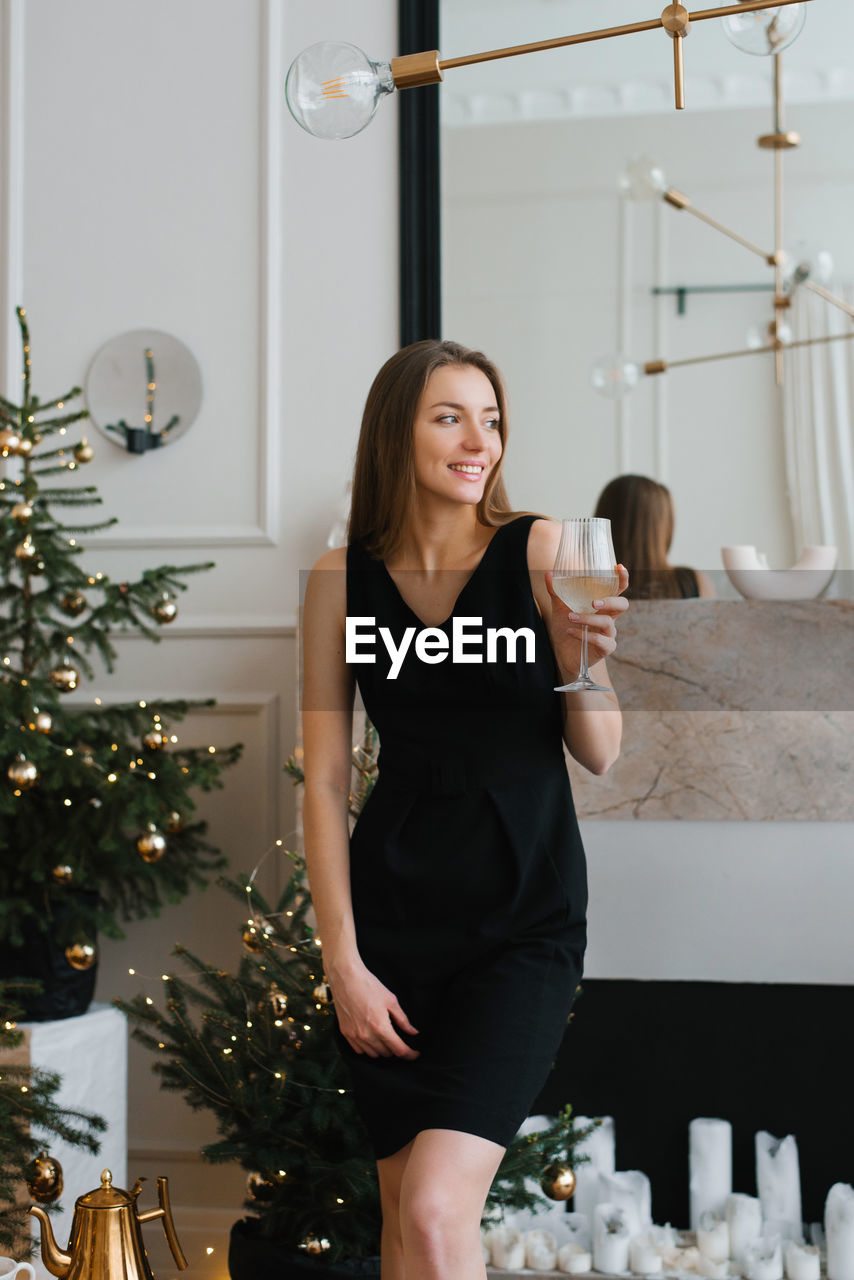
[85,329,202,454]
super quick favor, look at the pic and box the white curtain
[783,285,854,571]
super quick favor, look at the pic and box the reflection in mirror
[439,0,854,580]
[85,329,202,454]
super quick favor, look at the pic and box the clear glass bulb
[784,238,835,288]
[590,354,642,398]
[721,5,806,56]
[776,320,793,345]
[285,42,394,140]
[618,156,667,202]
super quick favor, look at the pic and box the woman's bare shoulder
[526,517,561,571]
[311,545,347,573]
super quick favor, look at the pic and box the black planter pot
[228,1219,380,1280]
[0,895,98,1021]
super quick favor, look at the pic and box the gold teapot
[29,1168,187,1280]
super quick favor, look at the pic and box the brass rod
[662,329,854,371]
[804,279,854,319]
[679,202,771,262]
[673,35,685,110]
[437,0,812,73]
[773,52,783,134]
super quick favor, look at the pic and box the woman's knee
[399,1185,477,1256]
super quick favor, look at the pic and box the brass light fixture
[285,1,813,140]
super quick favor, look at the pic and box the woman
[594,473,715,600]
[302,340,628,1280]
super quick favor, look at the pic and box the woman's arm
[302,549,419,1059]
[527,518,628,775]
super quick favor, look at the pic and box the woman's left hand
[544,564,630,671]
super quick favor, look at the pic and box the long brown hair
[348,340,514,559]
[594,473,679,600]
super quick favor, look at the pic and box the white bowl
[721,545,837,600]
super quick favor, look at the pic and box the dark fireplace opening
[535,979,854,1227]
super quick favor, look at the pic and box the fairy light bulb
[618,156,667,202]
[721,4,806,55]
[590,353,642,399]
[285,42,394,139]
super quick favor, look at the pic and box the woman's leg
[397,1128,505,1280]
[377,1140,414,1280]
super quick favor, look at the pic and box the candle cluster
[484,1115,854,1278]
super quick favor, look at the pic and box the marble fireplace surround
[567,599,853,822]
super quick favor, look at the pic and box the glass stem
[578,625,590,681]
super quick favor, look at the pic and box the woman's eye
[437,414,458,424]
[485,418,500,430]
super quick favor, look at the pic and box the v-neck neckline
[380,521,509,630]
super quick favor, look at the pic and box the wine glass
[551,517,619,693]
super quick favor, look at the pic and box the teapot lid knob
[101,1169,113,1187]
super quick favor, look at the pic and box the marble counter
[568,600,854,821]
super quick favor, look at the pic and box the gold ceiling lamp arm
[802,279,854,321]
[661,5,691,109]
[644,330,854,376]
[663,189,778,264]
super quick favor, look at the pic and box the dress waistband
[376,741,564,797]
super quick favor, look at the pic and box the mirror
[431,0,854,575]
[85,328,203,454]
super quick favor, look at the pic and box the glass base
[554,677,611,693]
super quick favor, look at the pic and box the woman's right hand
[327,958,420,1060]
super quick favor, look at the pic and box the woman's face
[411,363,503,509]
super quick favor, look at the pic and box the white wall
[1,0,399,1243]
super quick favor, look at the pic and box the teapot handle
[137,1176,188,1271]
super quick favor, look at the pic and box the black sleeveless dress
[341,515,587,1159]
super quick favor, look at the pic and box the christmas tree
[0,307,241,1007]
[0,980,105,1255]
[118,725,594,1266]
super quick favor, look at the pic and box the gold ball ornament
[166,810,185,832]
[11,501,34,523]
[14,536,37,561]
[8,756,39,789]
[302,1238,331,1257]
[540,1163,577,1201]
[152,596,178,624]
[143,729,168,750]
[52,864,74,885]
[313,981,331,1005]
[0,427,21,455]
[242,918,275,953]
[64,941,97,971]
[73,437,94,463]
[33,708,53,734]
[60,590,87,617]
[25,1153,64,1204]
[137,824,167,863]
[246,1171,277,1201]
[49,663,80,692]
[268,984,288,1017]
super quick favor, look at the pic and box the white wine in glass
[552,517,618,693]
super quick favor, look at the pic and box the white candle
[826,1184,854,1280]
[599,1171,653,1238]
[593,1204,631,1275]
[565,1212,592,1251]
[756,1133,803,1242]
[560,1242,594,1274]
[697,1210,731,1262]
[527,1229,559,1271]
[690,1119,733,1230]
[698,1255,729,1278]
[630,1234,663,1275]
[785,1241,821,1280]
[728,1193,764,1262]
[488,1224,526,1270]
[744,1236,784,1280]
[574,1117,616,1221]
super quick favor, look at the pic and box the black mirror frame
[398,0,441,346]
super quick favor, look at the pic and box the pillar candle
[756,1133,803,1242]
[599,1171,653,1238]
[699,1255,729,1278]
[630,1233,663,1275]
[690,1119,733,1230]
[744,1236,784,1280]
[785,1241,821,1280]
[574,1117,616,1221]
[826,1184,854,1280]
[697,1210,731,1262]
[593,1204,631,1275]
[728,1193,764,1262]
[527,1229,559,1271]
[560,1242,594,1274]
[488,1224,526,1270]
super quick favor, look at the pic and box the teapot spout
[29,1204,72,1277]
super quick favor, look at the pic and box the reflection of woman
[302,340,628,1279]
[594,473,715,600]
